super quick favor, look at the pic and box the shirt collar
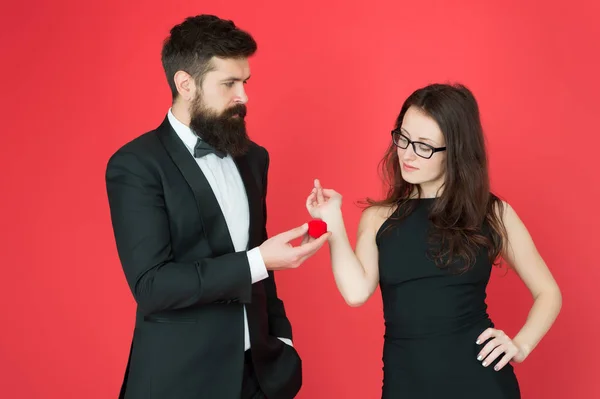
[167,107,197,156]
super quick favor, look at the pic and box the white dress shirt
[167,109,292,350]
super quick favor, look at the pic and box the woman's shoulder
[362,203,396,219]
[359,204,397,234]
[489,193,514,220]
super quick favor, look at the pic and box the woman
[306,83,562,398]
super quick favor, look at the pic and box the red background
[1,1,598,397]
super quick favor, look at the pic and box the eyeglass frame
[391,128,447,159]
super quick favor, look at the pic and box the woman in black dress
[306,83,562,398]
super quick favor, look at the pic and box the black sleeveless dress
[376,199,521,398]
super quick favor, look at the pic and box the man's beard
[189,96,250,158]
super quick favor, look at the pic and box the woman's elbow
[343,291,370,307]
[536,284,563,311]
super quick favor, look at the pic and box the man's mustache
[223,104,247,119]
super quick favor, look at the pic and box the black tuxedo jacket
[105,116,302,399]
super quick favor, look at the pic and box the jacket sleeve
[105,150,252,316]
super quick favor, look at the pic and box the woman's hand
[476,328,529,371]
[305,179,343,223]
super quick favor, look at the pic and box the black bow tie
[194,138,225,159]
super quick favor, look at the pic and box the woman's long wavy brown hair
[366,83,507,272]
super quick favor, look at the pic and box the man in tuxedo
[105,15,329,399]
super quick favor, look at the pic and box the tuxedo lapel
[233,152,263,250]
[156,117,235,257]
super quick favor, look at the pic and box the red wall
[1,1,598,397]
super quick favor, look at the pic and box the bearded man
[105,14,329,399]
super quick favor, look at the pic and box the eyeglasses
[391,129,447,159]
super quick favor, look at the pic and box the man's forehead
[209,57,250,77]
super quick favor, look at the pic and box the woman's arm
[306,180,384,306]
[325,205,382,306]
[476,201,562,370]
[502,202,562,355]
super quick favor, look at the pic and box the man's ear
[174,71,196,102]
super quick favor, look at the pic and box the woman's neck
[413,183,444,199]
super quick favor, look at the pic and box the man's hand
[259,223,331,270]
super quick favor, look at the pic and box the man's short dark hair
[161,15,257,99]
